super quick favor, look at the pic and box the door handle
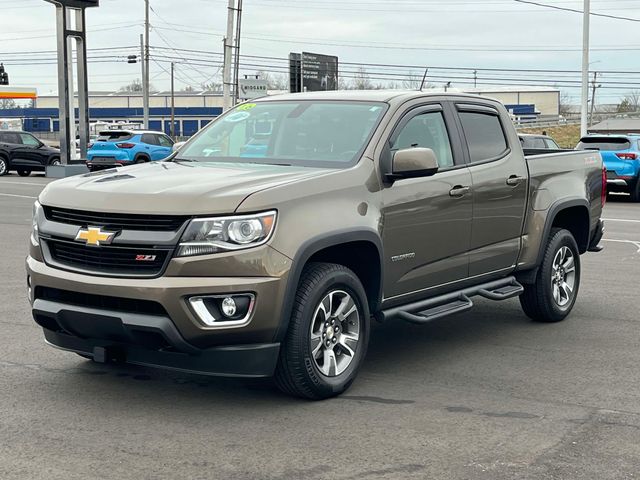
[449,185,470,198]
[506,175,526,186]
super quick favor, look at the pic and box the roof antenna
[419,67,429,91]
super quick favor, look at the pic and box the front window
[20,133,40,147]
[177,100,387,168]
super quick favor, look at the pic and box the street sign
[44,0,99,7]
[238,78,269,100]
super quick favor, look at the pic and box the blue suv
[577,134,640,201]
[86,130,174,171]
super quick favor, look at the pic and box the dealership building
[0,86,560,136]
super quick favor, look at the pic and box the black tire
[0,156,8,176]
[76,353,94,361]
[134,155,149,164]
[275,262,370,400]
[520,228,581,323]
[17,170,31,177]
[49,158,61,166]
[630,178,640,202]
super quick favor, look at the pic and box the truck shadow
[51,298,542,406]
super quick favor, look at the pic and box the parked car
[519,133,561,151]
[577,134,640,201]
[0,130,60,176]
[86,130,174,171]
[28,91,605,400]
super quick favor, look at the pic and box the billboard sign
[238,78,269,100]
[289,52,338,93]
[44,0,100,7]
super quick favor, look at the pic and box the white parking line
[0,193,37,199]
[0,181,48,187]
[602,239,640,253]
[603,218,640,224]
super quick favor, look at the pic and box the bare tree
[0,99,17,109]
[254,70,288,90]
[623,90,640,111]
[558,91,573,117]
[401,71,423,90]
[119,79,143,93]
[353,67,373,90]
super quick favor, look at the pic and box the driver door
[381,104,473,300]
[12,133,43,168]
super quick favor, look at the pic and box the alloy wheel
[551,246,576,308]
[309,290,361,377]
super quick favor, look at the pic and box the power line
[513,0,640,22]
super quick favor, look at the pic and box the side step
[381,277,524,325]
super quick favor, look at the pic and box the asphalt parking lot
[1,173,639,480]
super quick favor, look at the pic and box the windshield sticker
[224,111,251,123]
[237,103,257,111]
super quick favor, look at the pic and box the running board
[381,277,524,325]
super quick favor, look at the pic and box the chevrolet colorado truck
[27,91,605,399]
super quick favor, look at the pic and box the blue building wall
[1,106,223,135]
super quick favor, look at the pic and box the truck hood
[39,161,327,215]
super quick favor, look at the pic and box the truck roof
[258,89,497,104]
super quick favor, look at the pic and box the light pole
[143,0,150,129]
[580,0,591,137]
[170,61,175,139]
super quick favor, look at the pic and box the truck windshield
[577,137,631,151]
[177,101,387,168]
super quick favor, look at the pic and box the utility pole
[473,70,477,88]
[139,33,148,128]
[580,0,590,137]
[233,0,243,104]
[143,0,150,129]
[222,0,235,111]
[589,71,601,126]
[170,61,175,139]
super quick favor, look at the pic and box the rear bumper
[606,171,636,191]
[85,157,133,171]
[34,299,280,377]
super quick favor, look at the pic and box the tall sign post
[43,0,99,173]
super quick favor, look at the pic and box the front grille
[43,206,189,232]
[35,286,168,317]
[45,238,170,276]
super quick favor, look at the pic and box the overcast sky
[2,0,640,103]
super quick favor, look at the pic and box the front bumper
[27,252,290,377]
[35,299,279,377]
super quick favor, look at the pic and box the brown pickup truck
[27,91,605,399]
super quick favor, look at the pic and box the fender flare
[535,197,591,267]
[273,229,384,343]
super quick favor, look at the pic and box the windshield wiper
[173,158,196,163]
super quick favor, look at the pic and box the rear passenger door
[156,134,175,159]
[455,104,528,277]
[381,104,473,299]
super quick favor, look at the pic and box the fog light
[188,294,255,328]
[221,297,237,317]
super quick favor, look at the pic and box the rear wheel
[275,263,370,400]
[0,157,8,176]
[49,158,61,166]
[630,178,640,202]
[134,155,149,164]
[520,228,580,322]
[17,170,31,177]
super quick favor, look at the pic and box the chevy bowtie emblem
[75,226,116,246]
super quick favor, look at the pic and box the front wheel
[17,170,31,177]
[275,263,370,400]
[520,228,581,322]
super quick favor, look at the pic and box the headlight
[31,200,41,246]
[176,211,276,257]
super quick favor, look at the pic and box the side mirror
[388,147,439,180]
[172,141,186,152]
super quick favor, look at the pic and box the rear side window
[1,132,21,144]
[459,111,508,162]
[544,138,560,149]
[391,111,454,168]
[577,137,631,151]
[142,134,159,145]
